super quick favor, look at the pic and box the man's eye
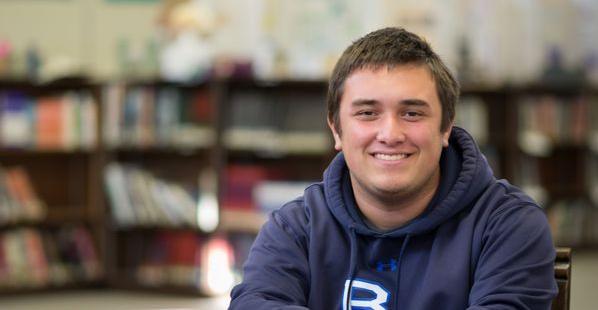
[403,111,423,119]
[356,110,376,117]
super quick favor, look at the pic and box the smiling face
[329,64,452,209]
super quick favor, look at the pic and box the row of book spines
[547,200,598,247]
[104,162,308,232]
[102,85,214,149]
[221,164,314,216]
[0,226,101,289]
[0,165,46,225]
[0,91,97,150]
[126,232,234,295]
[515,153,598,193]
[104,162,201,229]
[518,95,598,147]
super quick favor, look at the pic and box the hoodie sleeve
[229,205,310,309]
[467,202,558,310]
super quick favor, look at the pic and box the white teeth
[374,153,407,161]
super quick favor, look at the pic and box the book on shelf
[103,84,125,148]
[589,154,598,206]
[224,90,278,151]
[0,91,33,148]
[22,228,49,286]
[570,96,589,145]
[221,164,270,211]
[36,96,63,150]
[155,87,180,147]
[518,95,591,156]
[164,230,200,286]
[589,96,598,152]
[518,96,553,157]
[224,89,330,154]
[0,165,46,225]
[70,226,101,280]
[547,199,593,247]
[0,90,97,151]
[134,231,234,295]
[104,162,214,229]
[280,91,330,153]
[220,164,315,233]
[41,231,70,286]
[515,155,549,207]
[0,226,100,289]
[55,226,102,282]
[102,84,215,150]
[253,180,313,214]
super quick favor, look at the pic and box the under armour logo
[376,259,398,272]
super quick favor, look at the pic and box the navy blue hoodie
[230,127,558,309]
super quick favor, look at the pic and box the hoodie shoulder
[491,179,544,213]
[269,183,324,241]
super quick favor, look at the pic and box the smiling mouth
[373,153,409,161]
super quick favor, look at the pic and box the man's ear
[442,123,453,147]
[327,117,342,151]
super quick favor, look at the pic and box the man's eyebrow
[350,99,379,107]
[350,98,431,107]
[400,99,430,107]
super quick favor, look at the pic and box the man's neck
[351,175,440,231]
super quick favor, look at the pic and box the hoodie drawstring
[393,234,411,310]
[345,225,359,310]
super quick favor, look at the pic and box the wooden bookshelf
[0,80,105,293]
[1,78,597,296]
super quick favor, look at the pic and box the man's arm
[229,208,310,309]
[468,203,558,309]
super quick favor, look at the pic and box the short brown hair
[327,27,459,133]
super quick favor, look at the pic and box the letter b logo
[342,279,389,310]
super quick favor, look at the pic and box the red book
[71,227,100,280]
[36,96,63,149]
[221,165,270,210]
[191,90,213,124]
[4,167,45,221]
[22,229,49,286]
[166,231,200,267]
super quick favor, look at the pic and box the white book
[104,163,136,226]
[102,84,125,148]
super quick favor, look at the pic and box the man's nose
[375,115,406,145]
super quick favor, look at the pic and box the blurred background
[0,0,596,309]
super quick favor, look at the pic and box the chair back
[551,247,571,310]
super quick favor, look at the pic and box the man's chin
[371,183,411,200]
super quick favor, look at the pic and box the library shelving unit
[509,84,598,249]
[0,79,104,293]
[213,79,335,277]
[1,77,596,297]
[100,80,235,295]
[99,78,334,295]
[216,79,334,233]
[460,83,598,249]
[458,85,513,180]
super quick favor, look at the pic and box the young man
[230,27,557,309]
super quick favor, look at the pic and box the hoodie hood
[324,126,495,237]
